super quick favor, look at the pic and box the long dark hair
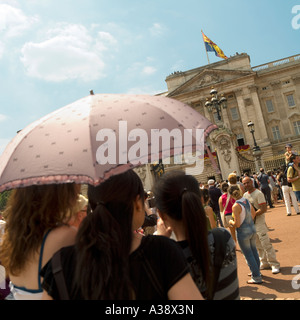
[73,170,144,300]
[153,170,211,294]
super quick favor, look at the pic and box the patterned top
[177,228,240,300]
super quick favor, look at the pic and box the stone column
[248,85,269,145]
[253,149,264,172]
[234,88,254,145]
[270,81,288,119]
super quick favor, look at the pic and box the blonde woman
[228,173,245,195]
[228,185,262,284]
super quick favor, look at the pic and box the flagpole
[201,29,210,65]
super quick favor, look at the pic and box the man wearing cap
[284,144,296,165]
[207,179,223,227]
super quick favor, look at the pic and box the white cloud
[149,23,166,37]
[142,66,157,75]
[20,24,115,82]
[94,31,118,53]
[0,114,8,122]
[0,4,38,38]
[98,31,117,45]
[127,61,157,77]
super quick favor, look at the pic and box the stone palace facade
[152,52,300,184]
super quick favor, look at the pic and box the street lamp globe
[247,120,255,132]
[247,120,261,152]
[210,88,218,96]
[204,87,227,122]
[219,95,227,109]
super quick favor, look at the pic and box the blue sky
[0,0,299,154]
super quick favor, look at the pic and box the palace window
[236,133,245,146]
[287,94,296,107]
[272,126,281,140]
[230,107,239,120]
[294,121,300,135]
[266,100,274,113]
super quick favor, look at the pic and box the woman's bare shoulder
[43,225,77,265]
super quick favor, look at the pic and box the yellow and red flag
[202,31,228,60]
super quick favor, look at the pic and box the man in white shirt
[242,177,280,274]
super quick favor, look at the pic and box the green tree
[0,190,11,212]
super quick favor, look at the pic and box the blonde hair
[228,173,237,184]
[72,194,88,214]
[228,185,242,199]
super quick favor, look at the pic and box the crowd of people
[0,169,239,300]
[202,170,281,282]
[0,143,299,300]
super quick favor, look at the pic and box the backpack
[283,163,294,187]
[208,228,231,300]
[182,228,232,300]
[52,250,70,300]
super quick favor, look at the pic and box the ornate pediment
[167,68,254,97]
[288,112,300,121]
[266,117,281,125]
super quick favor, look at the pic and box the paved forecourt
[236,200,300,300]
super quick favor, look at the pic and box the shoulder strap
[208,228,231,300]
[236,198,245,207]
[223,194,231,212]
[52,250,70,300]
[38,229,52,289]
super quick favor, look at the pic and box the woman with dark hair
[0,184,79,300]
[41,170,202,300]
[154,171,239,300]
[201,188,217,230]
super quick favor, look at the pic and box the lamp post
[205,87,227,121]
[247,120,264,171]
[247,120,261,151]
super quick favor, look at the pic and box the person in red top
[218,182,236,243]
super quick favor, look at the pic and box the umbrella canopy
[0,94,217,192]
